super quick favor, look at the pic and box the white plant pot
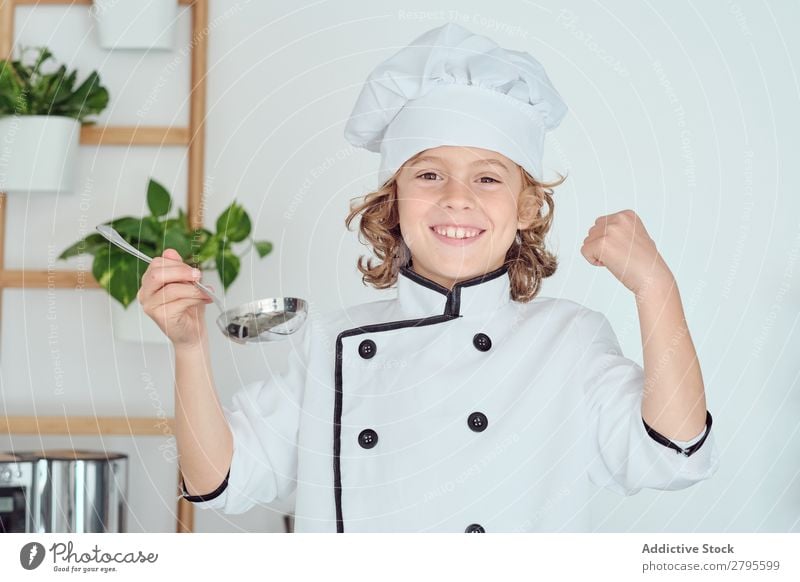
[92,0,179,51]
[0,116,80,194]
[110,297,171,344]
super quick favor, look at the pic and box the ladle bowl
[216,297,307,344]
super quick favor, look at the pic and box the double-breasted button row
[356,332,493,359]
[357,411,488,450]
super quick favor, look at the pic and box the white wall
[1,0,797,532]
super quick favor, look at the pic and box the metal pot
[1,450,128,533]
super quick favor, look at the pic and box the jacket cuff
[180,468,231,503]
[641,410,713,457]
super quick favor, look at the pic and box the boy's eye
[416,173,500,183]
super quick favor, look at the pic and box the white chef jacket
[180,264,720,532]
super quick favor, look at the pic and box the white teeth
[433,226,482,239]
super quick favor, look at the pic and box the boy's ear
[517,187,543,230]
[517,216,535,231]
[517,191,542,231]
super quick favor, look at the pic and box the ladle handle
[96,224,154,265]
[192,280,226,312]
[95,224,225,311]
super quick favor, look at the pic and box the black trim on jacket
[180,468,231,503]
[333,264,510,532]
[642,410,713,457]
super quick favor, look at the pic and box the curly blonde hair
[345,165,567,303]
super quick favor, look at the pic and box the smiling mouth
[429,226,487,240]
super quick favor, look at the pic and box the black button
[467,412,488,432]
[465,523,485,533]
[358,428,378,449]
[472,333,492,352]
[358,339,377,359]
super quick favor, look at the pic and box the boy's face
[396,145,529,290]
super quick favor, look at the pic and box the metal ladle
[95,225,307,344]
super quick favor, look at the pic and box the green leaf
[58,71,102,118]
[163,225,192,261]
[11,51,33,83]
[187,227,210,256]
[216,201,251,243]
[0,62,25,114]
[82,85,109,113]
[190,231,216,264]
[0,46,108,121]
[163,217,183,232]
[58,233,108,260]
[51,69,77,105]
[215,249,240,291]
[177,207,189,231]
[31,46,53,73]
[253,240,273,258]
[92,245,148,309]
[147,178,172,217]
[108,217,158,245]
[145,215,165,245]
[37,65,67,113]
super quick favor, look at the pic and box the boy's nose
[439,178,476,209]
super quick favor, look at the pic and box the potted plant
[58,178,274,343]
[0,46,109,194]
[91,0,179,51]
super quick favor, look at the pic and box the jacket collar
[396,264,512,318]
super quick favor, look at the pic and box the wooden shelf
[0,269,100,289]
[1,416,174,436]
[14,0,197,6]
[81,125,190,146]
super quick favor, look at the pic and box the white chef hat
[343,22,568,186]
